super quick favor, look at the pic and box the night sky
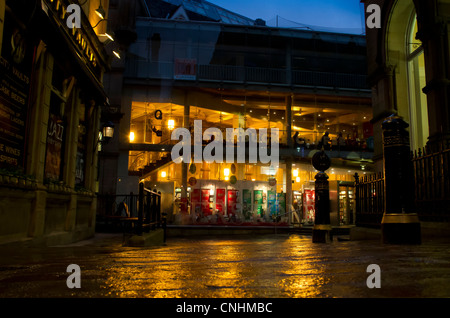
[209,0,365,33]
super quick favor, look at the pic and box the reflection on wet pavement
[1,234,450,298]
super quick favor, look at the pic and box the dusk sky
[209,0,365,33]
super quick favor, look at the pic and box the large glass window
[407,14,429,150]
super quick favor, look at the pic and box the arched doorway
[385,0,429,150]
[406,13,429,151]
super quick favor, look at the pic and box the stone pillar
[311,151,332,243]
[381,115,421,244]
[285,160,292,221]
[415,2,450,151]
[285,94,293,148]
[180,93,190,218]
[285,95,293,219]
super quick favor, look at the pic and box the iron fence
[412,144,450,222]
[354,172,384,228]
[96,185,164,236]
[355,142,450,227]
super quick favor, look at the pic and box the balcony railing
[124,60,368,90]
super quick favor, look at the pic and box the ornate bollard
[381,115,421,244]
[311,149,332,243]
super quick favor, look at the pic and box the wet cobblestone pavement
[0,233,450,299]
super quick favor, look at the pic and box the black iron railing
[412,144,450,222]
[136,183,163,235]
[125,60,369,90]
[354,142,450,227]
[354,172,384,228]
[96,185,165,239]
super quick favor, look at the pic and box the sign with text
[44,114,65,180]
[0,10,34,169]
[216,188,225,214]
[174,58,197,80]
[201,189,211,216]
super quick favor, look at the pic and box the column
[285,95,293,220]
[181,92,190,217]
[416,4,450,151]
[285,160,292,222]
[381,115,421,244]
[285,94,293,148]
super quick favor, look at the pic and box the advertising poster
[303,189,315,223]
[216,188,225,214]
[254,190,263,216]
[174,58,197,80]
[44,114,65,180]
[227,190,238,216]
[268,190,277,215]
[201,189,210,216]
[242,189,252,219]
[0,9,34,169]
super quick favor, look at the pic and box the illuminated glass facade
[102,0,373,226]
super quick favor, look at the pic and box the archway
[385,0,429,150]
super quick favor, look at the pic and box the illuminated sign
[42,0,99,71]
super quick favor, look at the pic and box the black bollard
[381,115,421,244]
[311,150,332,243]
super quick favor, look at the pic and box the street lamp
[96,121,115,153]
[102,121,115,142]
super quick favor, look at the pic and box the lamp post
[311,149,332,243]
[381,115,421,244]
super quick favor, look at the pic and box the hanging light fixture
[95,1,106,20]
[97,121,115,151]
[113,50,121,59]
[102,121,115,141]
[168,102,174,129]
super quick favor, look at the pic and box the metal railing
[354,172,384,228]
[125,60,368,89]
[135,183,164,235]
[97,192,139,219]
[354,142,450,227]
[412,144,450,222]
[96,186,165,239]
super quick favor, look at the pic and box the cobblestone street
[1,233,450,299]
